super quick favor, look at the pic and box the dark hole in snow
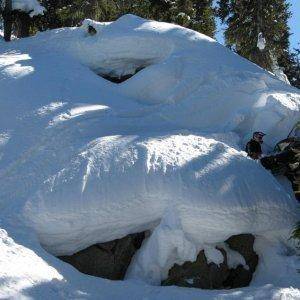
[88,25,97,36]
[98,66,145,84]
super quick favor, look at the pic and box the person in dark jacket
[245,131,266,160]
[260,139,300,200]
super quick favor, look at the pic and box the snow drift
[1,14,300,299]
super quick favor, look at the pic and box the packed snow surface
[0,14,300,299]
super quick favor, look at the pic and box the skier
[284,141,300,200]
[245,131,266,160]
[259,121,300,201]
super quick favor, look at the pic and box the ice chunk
[257,32,266,51]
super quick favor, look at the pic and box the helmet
[253,131,266,139]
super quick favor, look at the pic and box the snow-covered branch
[1,0,45,17]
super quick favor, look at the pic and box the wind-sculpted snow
[25,133,296,256]
[0,14,300,299]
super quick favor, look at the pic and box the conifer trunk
[3,0,13,42]
[15,11,31,38]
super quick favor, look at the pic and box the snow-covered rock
[0,14,300,299]
[1,0,45,17]
[161,234,258,289]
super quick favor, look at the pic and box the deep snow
[0,14,300,299]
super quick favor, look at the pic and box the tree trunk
[15,11,31,38]
[3,0,13,42]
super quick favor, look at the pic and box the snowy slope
[0,14,300,299]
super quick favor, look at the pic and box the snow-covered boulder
[0,14,300,299]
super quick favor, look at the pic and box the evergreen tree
[148,0,174,22]
[3,0,216,41]
[192,0,215,37]
[168,0,216,37]
[171,0,195,27]
[217,0,291,73]
[37,0,215,37]
[279,46,300,89]
[37,0,112,29]
[36,0,64,29]
[39,0,151,28]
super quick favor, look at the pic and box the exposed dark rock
[162,248,229,289]
[224,234,259,288]
[226,234,259,273]
[162,234,258,289]
[223,265,253,288]
[58,232,258,289]
[59,232,145,280]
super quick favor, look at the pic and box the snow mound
[0,14,300,299]
[0,229,62,299]
[25,133,296,256]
